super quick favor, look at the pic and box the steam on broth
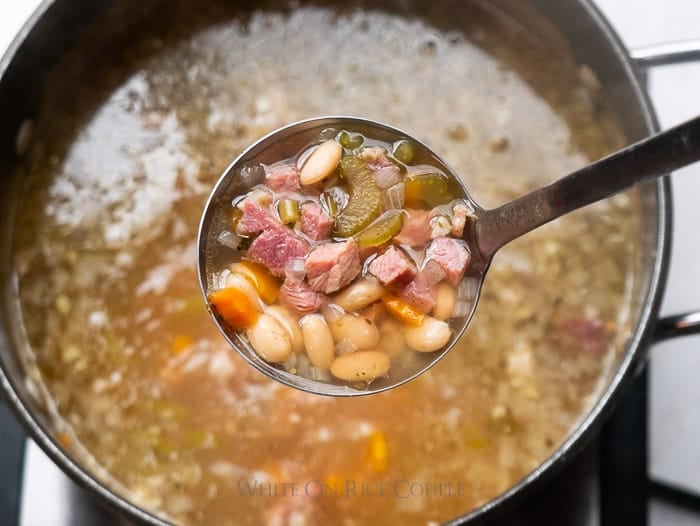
[12,1,639,525]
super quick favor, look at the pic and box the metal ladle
[197,115,700,396]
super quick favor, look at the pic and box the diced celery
[333,156,382,237]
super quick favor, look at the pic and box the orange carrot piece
[367,430,388,473]
[208,286,260,330]
[231,261,281,304]
[172,334,192,355]
[56,431,72,449]
[381,294,425,327]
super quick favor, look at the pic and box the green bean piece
[338,131,364,150]
[333,156,382,237]
[278,199,300,225]
[392,139,415,164]
[404,173,455,209]
[354,209,404,247]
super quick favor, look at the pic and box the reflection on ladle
[197,115,700,396]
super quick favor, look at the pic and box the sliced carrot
[172,334,192,355]
[56,431,72,449]
[230,261,281,304]
[381,294,425,327]
[208,285,260,330]
[367,430,388,473]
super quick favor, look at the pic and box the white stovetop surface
[2,1,700,525]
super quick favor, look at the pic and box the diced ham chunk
[399,272,436,313]
[280,278,325,315]
[451,201,471,237]
[395,209,432,247]
[425,237,470,285]
[265,163,300,192]
[300,202,333,241]
[248,225,309,277]
[236,200,277,237]
[563,317,607,355]
[305,239,361,294]
[422,259,447,285]
[368,246,417,288]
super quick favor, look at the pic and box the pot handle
[628,42,700,343]
[653,311,700,342]
[631,40,700,69]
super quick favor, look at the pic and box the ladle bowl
[197,114,700,396]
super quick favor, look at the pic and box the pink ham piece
[563,317,607,355]
[279,278,325,315]
[300,202,333,241]
[247,226,309,277]
[368,246,417,288]
[236,199,276,236]
[394,209,432,247]
[265,163,300,192]
[425,237,470,285]
[399,272,436,313]
[305,239,361,294]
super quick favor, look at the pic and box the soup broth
[12,1,639,524]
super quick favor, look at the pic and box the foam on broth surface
[12,1,639,524]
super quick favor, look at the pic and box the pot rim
[0,0,672,525]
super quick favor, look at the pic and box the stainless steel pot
[1,1,699,524]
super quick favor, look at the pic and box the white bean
[331,278,384,312]
[404,316,452,352]
[266,305,304,354]
[246,313,292,363]
[432,282,457,321]
[300,314,335,370]
[299,140,342,185]
[330,350,391,382]
[329,314,379,352]
[222,273,262,313]
[378,317,407,357]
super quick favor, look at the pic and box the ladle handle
[475,114,700,257]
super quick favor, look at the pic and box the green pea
[392,139,415,164]
[338,131,364,150]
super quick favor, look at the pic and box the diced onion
[282,353,298,372]
[217,230,242,249]
[308,367,332,382]
[321,186,349,217]
[296,145,317,171]
[238,163,265,188]
[294,354,312,376]
[335,339,358,355]
[452,300,472,318]
[373,165,402,189]
[383,182,405,210]
[430,215,452,238]
[457,277,480,301]
[216,269,231,289]
[284,258,306,281]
